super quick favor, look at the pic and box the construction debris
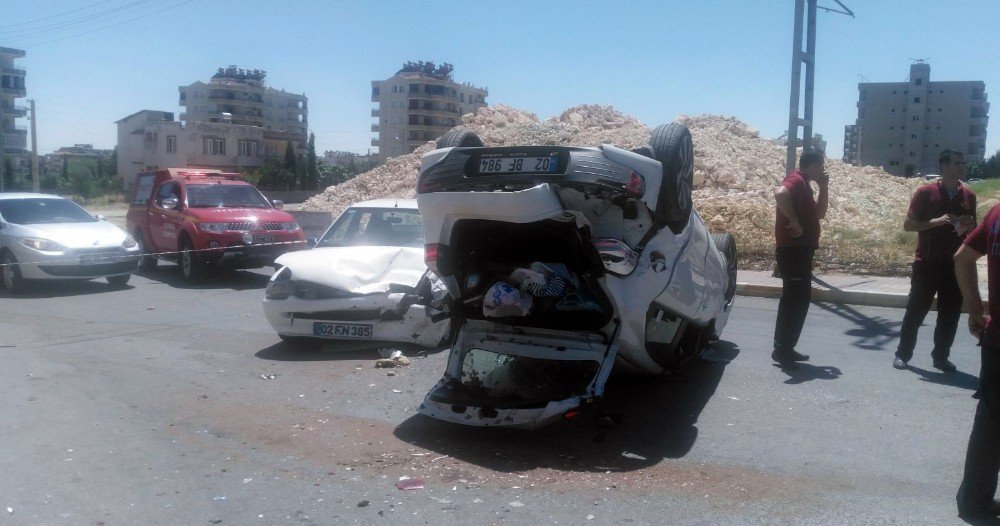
[303,105,923,274]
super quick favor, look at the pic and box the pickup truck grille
[225,222,285,231]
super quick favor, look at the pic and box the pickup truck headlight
[199,222,229,233]
[20,238,66,252]
[123,234,138,248]
[280,222,300,232]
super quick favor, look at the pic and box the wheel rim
[181,248,192,277]
[2,257,13,290]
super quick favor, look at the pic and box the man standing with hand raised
[771,149,828,367]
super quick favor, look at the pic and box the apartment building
[845,62,989,176]
[1,46,28,180]
[179,66,308,156]
[44,143,114,174]
[116,110,266,192]
[371,62,487,158]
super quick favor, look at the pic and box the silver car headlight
[265,267,294,299]
[199,222,229,233]
[20,238,66,252]
[123,234,138,248]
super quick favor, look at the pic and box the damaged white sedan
[262,199,448,348]
[415,124,737,428]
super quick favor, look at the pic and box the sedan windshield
[0,198,97,224]
[317,207,423,248]
[186,184,270,208]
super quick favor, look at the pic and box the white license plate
[80,255,113,265]
[478,155,558,174]
[253,234,274,244]
[313,322,373,338]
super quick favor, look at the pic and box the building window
[914,78,922,85]
[859,89,867,101]
[904,90,909,95]
[909,151,915,157]
[971,107,984,118]
[238,139,258,157]
[910,134,917,139]
[203,137,225,155]
[912,116,920,121]
[891,109,895,112]
[970,125,982,137]
[913,97,920,103]
[167,135,177,153]
[892,90,897,94]
[145,132,157,145]
[889,126,894,130]
[973,88,984,101]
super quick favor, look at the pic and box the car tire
[136,232,157,272]
[1,251,27,294]
[710,232,738,302]
[107,273,131,288]
[179,237,205,281]
[650,122,695,232]
[436,129,484,149]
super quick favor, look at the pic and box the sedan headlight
[199,222,229,233]
[123,234,138,248]
[265,267,294,299]
[280,222,300,232]
[20,238,66,252]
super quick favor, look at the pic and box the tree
[976,149,1000,179]
[284,141,296,171]
[306,132,318,190]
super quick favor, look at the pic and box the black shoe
[893,356,907,369]
[933,359,958,373]
[785,348,810,362]
[771,349,805,367]
[958,498,1000,521]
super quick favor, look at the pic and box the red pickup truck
[125,168,305,280]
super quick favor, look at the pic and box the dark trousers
[957,341,1000,515]
[896,260,963,362]
[773,246,815,351]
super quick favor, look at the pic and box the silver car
[0,193,140,294]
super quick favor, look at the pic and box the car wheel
[1,251,27,294]
[136,232,157,272]
[436,129,484,149]
[179,237,204,280]
[710,232,738,302]
[107,273,131,288]
[650,122,695,232]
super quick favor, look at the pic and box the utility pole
[29,99,39,192]
[786,0,854,174]
[0,99,5,192]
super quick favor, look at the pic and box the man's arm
[954,244,986,336]
[904,211,958,232]
[774,186,802,237]
[815,179,829,220]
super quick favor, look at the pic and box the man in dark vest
[894,150,976,372]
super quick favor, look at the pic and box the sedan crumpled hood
[274,246,426,294]
[16,221,128,248]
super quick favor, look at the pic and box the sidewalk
[737,262,990,309]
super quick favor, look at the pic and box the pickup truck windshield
[0,198,98,224]
[186,184,270,208]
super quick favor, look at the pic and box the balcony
[1,104,27,118]
[371,124,380,132]
[3,131,27,150]
[1,86,26,97]
[371,108,379,117]
[2,67,25,76]
[371,138,379,147]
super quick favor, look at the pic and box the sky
[2,0,998,161]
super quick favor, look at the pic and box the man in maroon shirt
[894,150,976,372]
[771,149,828,367]
[952,204,1000,521]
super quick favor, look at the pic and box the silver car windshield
[186,184,270,208]
[316,207,423,248]
[0,198,97,224]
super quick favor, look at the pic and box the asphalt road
[0,266,992,526]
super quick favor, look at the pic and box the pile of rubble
[302,105,923,274]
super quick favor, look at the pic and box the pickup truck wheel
[710,232,738,302]
[136,232,157,272]
[107,273,131,288]
[436,129,483,148]
[1,251,27,294]
[179,238,205,280]
[650,122,695,232]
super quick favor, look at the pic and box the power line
[0,0,153,38]
[17,0,194,47]
[0,0,115,29]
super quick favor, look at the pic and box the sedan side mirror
[160,197,179,210]
[95,214,106,221]
[272,199,284,210]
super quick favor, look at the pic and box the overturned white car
[415,124,737,428]
[262,199,448,348]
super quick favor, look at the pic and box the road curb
[737,282,909,309]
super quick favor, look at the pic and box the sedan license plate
[478,155,558,174]
[253,234,273,244]
[80,255,112,265]
[313,322,373,339]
